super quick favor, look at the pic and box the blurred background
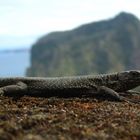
[0,0,140,77]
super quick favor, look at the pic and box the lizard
[0,70,140,103]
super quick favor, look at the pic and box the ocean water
[0,51,30,77]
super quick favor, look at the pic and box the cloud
[0,0,140,48]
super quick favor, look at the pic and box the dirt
[0,95,140,140]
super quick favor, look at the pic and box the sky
[0,0,140,50]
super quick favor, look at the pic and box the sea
[0,50,30,77]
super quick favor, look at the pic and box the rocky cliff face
[27,12,140,77]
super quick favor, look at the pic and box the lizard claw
[120,96,140,104]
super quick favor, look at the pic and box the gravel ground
[0,95,140,140]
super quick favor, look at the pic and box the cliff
[27,12,140,77]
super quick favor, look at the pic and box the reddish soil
[0,95,140,140]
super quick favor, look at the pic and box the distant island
[27,12,140,77]
[0,48,30,54]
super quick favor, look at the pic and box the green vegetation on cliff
[27,12,140,77]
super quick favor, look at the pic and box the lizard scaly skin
[0,70,140,103]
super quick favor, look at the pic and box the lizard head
[118,70,140,88]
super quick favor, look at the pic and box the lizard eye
[129,71,139,76]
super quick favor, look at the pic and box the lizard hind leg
[0,89,4,96]
[0,81,28,96]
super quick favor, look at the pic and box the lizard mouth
[118,70,140,81]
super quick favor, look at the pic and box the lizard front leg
[97,86,140,103]
[0,81,27,96]
[96,86,122,101]
[125,90,140,95]
[119,90,140,97]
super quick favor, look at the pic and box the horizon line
[0,47,31,53]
